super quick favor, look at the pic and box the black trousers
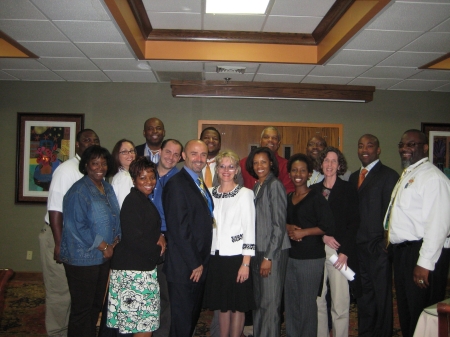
[356,240,393,337]
[64,261,110,337]
[393,242,450,337]
[168,281,205,337]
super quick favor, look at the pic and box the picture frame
[16,113,84,203]
[428,131,450,179]
[421,122,450,141]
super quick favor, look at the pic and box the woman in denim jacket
[60,145,121,337]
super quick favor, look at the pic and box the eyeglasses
[218,165,236,172]
[397,142,424,149]
[119,149,136,155]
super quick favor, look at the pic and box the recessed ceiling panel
[349,77,402,90]
[258,63,314,75]
[148,12,201,30]
[0,70,19,80]
[254,73,303,83]
[328,50,393,66]
[401,32,450,53]
[54,70,111,82]
[264,16,321,34]
[38,57,98,71]
[302,75,352,85]
[142,0,201,13]
[31,0,110,20]
[149,60,204,71]
[409,70,450,81]
[432,83,450,92]
[367,2,450,32]
[432,18,450,32]
[361,66,421,79]
[3,69,63,81]
[103,70,157,82]
[389,79,449,91]
[378,51,446,67]
[156,71,203,82]
[204,14,265,31]
[0,0,46,20]
[270,0,335,17]
[309,64,370,77]
[346,30,423,52]
[0,58,46,70]
[0,20,68,42]
[92,59,149,71]
[55,21,123,43]
[76,43,134,58]
[20,42,84,57]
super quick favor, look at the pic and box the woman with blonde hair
[203,150,256,337]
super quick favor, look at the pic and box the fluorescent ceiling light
[206,0,270,14]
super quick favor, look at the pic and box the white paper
[329,253,355,281]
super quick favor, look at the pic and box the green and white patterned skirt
[106,268,160,333]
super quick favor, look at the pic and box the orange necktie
[358,168,368,189]
[205,161,214,188]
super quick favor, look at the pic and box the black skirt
[204,254,256,313]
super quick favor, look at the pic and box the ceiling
[1,0,450,92]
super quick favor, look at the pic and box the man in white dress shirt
[388,129,450,337]
[38,129,100,337]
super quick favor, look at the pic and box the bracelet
[242,263,250,267]
[263,257,272,261]
[101,243,108,251]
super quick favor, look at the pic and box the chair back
[0,268,14,320]
[438,302,450,337]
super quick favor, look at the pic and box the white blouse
[111,168,133,208]
[210,185,256,256]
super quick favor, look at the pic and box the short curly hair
[287,153,314,173]
[79,145,113,176]
[317,146,347,176]
[129,156,156,182]
[245,147,279,179]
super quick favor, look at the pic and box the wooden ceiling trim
[105,0,388,65]
[145,29,316,45]
[312,0,356,44]
[143,41,317,64]
[0,31,38,58]
[171,80,375,102]
[419,53,450,70]
[105,0,146,59]
[317,0,391,64]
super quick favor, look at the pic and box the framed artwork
[16,113,84,203]
[421,122,450,141]
[429,131,450,179]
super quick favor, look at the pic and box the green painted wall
[1,81,449,271]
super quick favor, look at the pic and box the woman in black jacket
[311,147,360,337]
[106,157,165,337]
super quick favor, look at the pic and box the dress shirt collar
[361,159,379,173]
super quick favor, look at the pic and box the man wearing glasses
[150,139,183,337]
[387,129,450,337]
[136,117,165,163]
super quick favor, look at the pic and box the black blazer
[311,177,362,296]
[162,167,213,284]
[111,187,162,271]
[349,161,399,245]
[135,143,146,157]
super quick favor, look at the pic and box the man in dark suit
[135,117,165,163]
[349,134,399,337]
[162,139,214,337]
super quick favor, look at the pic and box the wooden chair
[438,301,450,337]
[0,268,14,320]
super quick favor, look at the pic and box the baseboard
[10,271,43,282]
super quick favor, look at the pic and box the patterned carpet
[0,271,443,337]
